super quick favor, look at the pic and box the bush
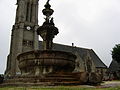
[0,74,4,84]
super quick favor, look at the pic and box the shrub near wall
[0,74,4,84]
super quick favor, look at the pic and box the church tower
[5,0,39,76]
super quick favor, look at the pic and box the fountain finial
[37,0,59,50]
[42,0,54,18]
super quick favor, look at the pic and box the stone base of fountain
[2,72,102,86]
[17,50,76,76]
[1,50,102,86]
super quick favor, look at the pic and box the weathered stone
[88,72,102,85]
[72,72,89,84]
[79,72,89,83]
[17,50,76,75]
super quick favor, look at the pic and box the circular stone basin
[17,50,76,75]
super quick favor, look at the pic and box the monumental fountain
[1,0,79,86]
[1,0,102,86]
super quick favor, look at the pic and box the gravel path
[97,81,120,88]
[70,81,120,88]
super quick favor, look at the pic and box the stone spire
[37,0,59,50]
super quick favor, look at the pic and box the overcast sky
[0,0,120,74]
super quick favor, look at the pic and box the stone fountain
[14,1,78,85]
[1,0,102,86]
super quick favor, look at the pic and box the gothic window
[23,40,27,45]
[29,41,33,46]
[23,40,33,47]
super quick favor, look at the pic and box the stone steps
[3,73,82,86]
[1,81,81,86]
[5,77,78,83]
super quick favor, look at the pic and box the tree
[112,44,120,63]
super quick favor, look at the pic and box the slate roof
[108,60,120,72]
[39,41,107,68]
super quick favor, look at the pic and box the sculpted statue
[37,0,58,50]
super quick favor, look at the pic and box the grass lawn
[0,86,120,90]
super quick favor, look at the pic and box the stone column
[35,1,39,24]
[28,1,32,22]
[17,0,26,22]
[31,2,36,23]
[34,25,39,50]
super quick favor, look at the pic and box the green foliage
[112,44,120,63]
